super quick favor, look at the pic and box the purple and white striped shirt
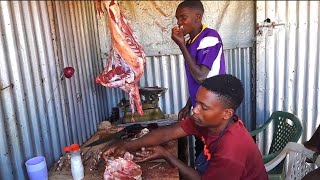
[185,25,226,106]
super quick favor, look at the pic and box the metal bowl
[139,86,167,97]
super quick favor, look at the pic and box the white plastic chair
[265,142,320,180]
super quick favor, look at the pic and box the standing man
[172,0,226,159]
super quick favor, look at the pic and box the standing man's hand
[178,98,192,121]
[178,106,191,121]
[171,26,185,47]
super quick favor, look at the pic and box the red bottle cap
[64,144,80,152]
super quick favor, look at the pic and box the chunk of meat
[104,152,142,180]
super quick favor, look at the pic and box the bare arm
[179,44,210,83]
[178,97,192,121]
[184,97,192,109]
[172,27,209,83]
[126,124,187,151]
[104,124,188,157]
[164,152,201,180]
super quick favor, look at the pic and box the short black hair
[177,0,204,15]
[201,74,244,110]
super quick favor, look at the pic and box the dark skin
[103,87,234,180]
[304,124,320,152]
[178,98,192,121]
[172,7,211,121]
[302,169,320,180]
[302,125,320,180]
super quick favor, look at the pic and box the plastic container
[25,156,48,180]
[64,144,84,180]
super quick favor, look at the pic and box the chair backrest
[268,111,303,155]
[286,150,313,180]
[265,142,319,180]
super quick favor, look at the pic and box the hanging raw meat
[95,0,146,121]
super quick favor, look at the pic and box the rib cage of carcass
[96,0,146,121]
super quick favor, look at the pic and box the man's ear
[223,109,234,120]
[196,14,202,22]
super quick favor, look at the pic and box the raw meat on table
[95,0,146,122]
[104,152,142,180]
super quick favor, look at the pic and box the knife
[85,124,144,147]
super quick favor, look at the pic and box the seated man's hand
[103,141,130,159]
[134,145,169,163]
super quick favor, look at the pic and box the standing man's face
[175,7,202,36]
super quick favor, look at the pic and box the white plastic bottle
[64,144,84,180]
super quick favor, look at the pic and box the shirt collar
[187,24,207,44]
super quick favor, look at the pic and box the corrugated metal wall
[225,48,254,130]
[0,1,107,179]
[256,1,320,154]
[103,48,254,130]
[138,55,189,114]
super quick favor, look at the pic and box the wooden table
[49,120,179,180]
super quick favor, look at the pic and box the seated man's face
[192,86,232,128]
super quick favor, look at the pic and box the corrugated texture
[104,48,253,131]
[0,1,106,179]
[138,55,189,114]
[225,48,254,130]
[256,1,320,154]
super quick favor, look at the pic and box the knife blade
[85,124,144,147]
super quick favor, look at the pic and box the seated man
[104,74,268,180]
[303,125,320,180]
